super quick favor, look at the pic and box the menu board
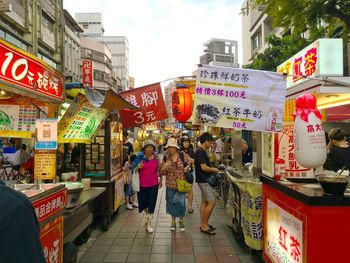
[57,93,108,143]
[34,151,56,180]
[0,104,48,138]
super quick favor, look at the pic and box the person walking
[132,140,161,233]
[160,137,192,232]
[195,132,220,235]
[181,136,195,213]
[124,154,138,210]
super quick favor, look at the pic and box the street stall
[0,38,69,262]
[261,38,350,263]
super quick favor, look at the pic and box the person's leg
[202,200,216,230]
[200,196,207,229]
[188,184,194,213]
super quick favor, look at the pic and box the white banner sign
[193,65,286,132]
[266,199,303,263]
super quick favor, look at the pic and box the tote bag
[132,170,140,192]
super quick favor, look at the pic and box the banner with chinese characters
[193,65,286,132]
[119,83,168,128]
[275,123,313,178]
[82,60,93,88]
[40,216,63,263]
[57,93,108,143]
[0,104,48,138]
[277,38,343,89]
[0,39,64,101]
[266,199,304,263]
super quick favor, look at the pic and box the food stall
[0,39,69,262]
[261,38,350,263]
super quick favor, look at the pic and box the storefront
[261,38,350,263]
[0,38,66,262]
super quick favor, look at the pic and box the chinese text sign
[266,199,304,263]
[119,83,168,128]
[82,60,93,88]
[193,65,286,132]
[0,39,64,100]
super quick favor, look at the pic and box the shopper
[324,128,350,172]
[133,140,161,233]
[195,132,220,235]
[0,180,46,262]
[181,136,195,213]
[124,154,138,210]
[160,138,192,231]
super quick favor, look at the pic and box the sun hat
[143,140,157,150]
[165,138,180,150]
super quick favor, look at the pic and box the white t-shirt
[215,139,222,153]
[13,150,22,166]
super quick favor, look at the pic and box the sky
[64,0,244,87]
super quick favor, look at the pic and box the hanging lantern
[172,84,193,123]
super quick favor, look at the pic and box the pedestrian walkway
[78,184,263,263]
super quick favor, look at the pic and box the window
[251,31,262,53]
[42,13,54,32]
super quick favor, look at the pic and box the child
[124,154,138,210]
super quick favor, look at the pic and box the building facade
[80,36,118,91]
[63,9,83,83]
[0,0,65,72]
[74,13,129,91]
[200,38,239,68]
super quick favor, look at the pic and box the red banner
[40,216,63,263]
[0,39,64,101]
[82,60,93,88]
[32,189,66,223]
[119,83,168,128]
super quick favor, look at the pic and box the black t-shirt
[0,181,46,263]
[324,146,350,172]
[195,147,210,183]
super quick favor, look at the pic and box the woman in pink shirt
[134,140,162,233]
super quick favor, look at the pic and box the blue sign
[35,141,58,150]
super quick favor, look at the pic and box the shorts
[198,183,216,201]
[124,183,132,196]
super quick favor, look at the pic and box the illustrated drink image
[196,104,221,125]
[265,108,282,132]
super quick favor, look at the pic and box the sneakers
[126,203,133,210]
[170,221,176,231]
[179,220,185,232]
[132,202,139,208]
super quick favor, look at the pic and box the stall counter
[261,175,350,263]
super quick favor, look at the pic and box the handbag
[185,169,194,184]
[176,178,191,193]
[132,170,140,192]
[207,173,219,187]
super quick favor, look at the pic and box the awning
[84,87,140,111]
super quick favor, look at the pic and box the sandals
[188,208,194,213]
[209,224,216,231]
[200,227,216,235]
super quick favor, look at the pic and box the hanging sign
[40,216,64,263]
[119,83,168,128]
[277,38,343,89]
[82,60,93,88]
[266,199,305,263]
[35,118,58,150]
[57,93,108,143]
[0,39,64,101]
[193,65,286,132]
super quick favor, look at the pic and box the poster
[57,93,108,143]
[34,151,56,180]
[35,118,58,150]
[193,65,286,132]
[276,123,313,178]
[266,199,304,263]
[82,60,93,88]
[119,83,168,128]
[40,216,64,263]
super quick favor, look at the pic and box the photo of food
[195,104,221,125]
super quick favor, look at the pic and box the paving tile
[149,253,172,263]
[117,232,137,239]
[195,254,218,263]
[135,232,155,239]
[120,227,139,233]
[126,253,150,262]
[103,253,128,262]
[173,245,193,254]
[80,252,106,262]
[172,254,195,263]
[88,245,111,253]
[151,245,172,254]
[213,246,236,255]
[191,239,212,247]
[93,238,115,246]
[193,246,214,255]
[113,238,134,246]
[153,238,173,246]
[216,254,241,263]
[130,245,152,254]
[154,232,173,239]
[109,245,132,253]
[133,238,154,246]
[210,239,233,247]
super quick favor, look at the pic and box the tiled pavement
[78,184,264,263]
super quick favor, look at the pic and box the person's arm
[198,150,219,173]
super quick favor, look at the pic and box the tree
[245,34,312,71]
[252,0,350,37]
